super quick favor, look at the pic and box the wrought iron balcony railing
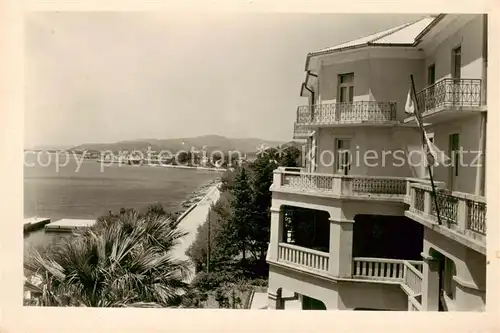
[415,78,482,114]
[296,101,397,125]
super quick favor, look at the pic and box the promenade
[173,183,221,283]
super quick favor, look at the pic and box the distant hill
[70,135,296,155]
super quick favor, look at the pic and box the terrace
[406,183,486,254]
[271,168,486,253]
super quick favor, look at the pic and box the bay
[23,154,220,254]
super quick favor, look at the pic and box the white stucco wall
[369,58,425,120]
[425,114,482,193]
[269,264,408,311]
[315,126,422,178]
[318,58,371,104]
[338,281,409,310]
[423,228,486,311]
[317,56,425,121]
[423,15,484,82]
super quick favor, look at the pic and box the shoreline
[95,160,228,172]
[23,178,223,299]
[174,181,222,284]
[23,176,222,241]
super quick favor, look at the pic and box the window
[335,138,351,175]
[449,133,459,177]
[442,257,456,299]
[452,46,462,79]
[424,133,435,178]
[427,64,436,85]
[338,73,354,103]
[427,64,436,109]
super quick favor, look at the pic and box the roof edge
[370,19,420,43]
[305,43,418,70]
[305,16,433,70]
[414,14,446,43]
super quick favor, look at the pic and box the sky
[24,12,426,148]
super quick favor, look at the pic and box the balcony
[296,101,397,127]
[273,168,408,201]
[274,243,424,309]
[407,183,486,253]
[410,78,484,123]
[293,123,313,139]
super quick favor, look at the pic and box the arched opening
[302,295,327,310]
[282,206,330,252]
[352,214,423,260]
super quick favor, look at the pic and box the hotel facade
[268,14,487,311]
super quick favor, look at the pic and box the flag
[409,74,444,226]
[405,88,415,114]
[424,131,450,166]
[405,80,448,166]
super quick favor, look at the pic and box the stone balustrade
[408,183,486,236]
[278,242,329,273]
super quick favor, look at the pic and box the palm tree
[24,206,191,307]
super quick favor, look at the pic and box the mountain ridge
[69,135,296,155]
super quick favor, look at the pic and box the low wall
[176,183,221,224]
[269,263,408,311]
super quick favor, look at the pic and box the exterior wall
[337,281,408,311]
[271,191,407,222]
[369,58,425,120]
[317,57,425,121]
[316,126,422,178]
[318,58,371,104]
[425,114,482,194]
[423,15,485,83]
[269,264,408,310]
[269,264,340,309]
[422,228,486,311]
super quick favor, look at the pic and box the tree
[24,205,190,307]
[226,167,255,262]
[248,153,276,263]
[185,195,233,272]
[279,145,301,167]
[219,168,238,192]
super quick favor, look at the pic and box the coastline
[95,159,228,172]
[175,181,222,283]
[23,179,223,302]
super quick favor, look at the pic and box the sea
[23,153,220,255]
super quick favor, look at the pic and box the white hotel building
[267,14,487,311]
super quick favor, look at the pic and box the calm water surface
[24,155,220,254]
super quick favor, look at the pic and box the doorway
[427,64,436,109]
[337,73,354,121]
[452,46,462,105]
[335,138,351,175]
[448,133,460,191]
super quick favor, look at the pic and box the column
[267,290,284,310]
[408,297,414,311]
[421,253,440,311]
[475,112,486,196]
[328,219,354,277]
[269,207,284,262]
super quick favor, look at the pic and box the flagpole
[410,75,443,226]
